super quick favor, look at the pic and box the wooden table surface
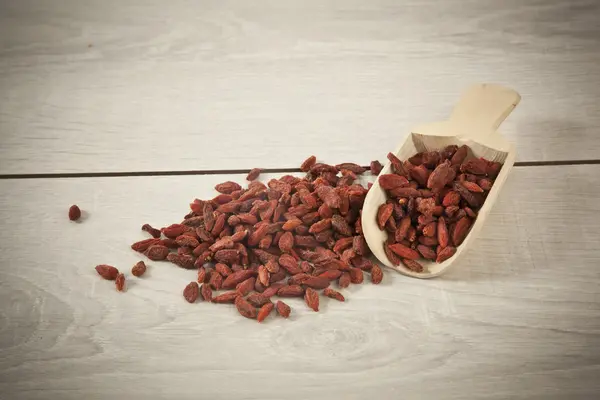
[1,1,599,399]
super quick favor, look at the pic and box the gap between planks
[0,160,599,180]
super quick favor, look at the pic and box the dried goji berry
[68,205,81,221]
[132,261,147,277]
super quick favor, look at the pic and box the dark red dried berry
[183,282,199,303]
[96,265,119,280]
[246,168,262,181]
[68,205,81,221]
[132,261,147,277]
[115,273,126,292]
[142,223,161,238]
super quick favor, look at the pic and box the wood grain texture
[0,166,599,399]
[1,0,600,174]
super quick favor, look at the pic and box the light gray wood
[1,0,600,174]
[0,166,599,399]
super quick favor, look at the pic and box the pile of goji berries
[127,156,382,322]
[377,145,501,272]
[92,146,501,320]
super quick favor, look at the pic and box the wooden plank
[1,0,600,174]
[0,165,599,399]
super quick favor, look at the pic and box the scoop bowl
[362,83,521,278]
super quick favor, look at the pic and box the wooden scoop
[361,83,521,278]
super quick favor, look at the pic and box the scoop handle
[447,84,521,139]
